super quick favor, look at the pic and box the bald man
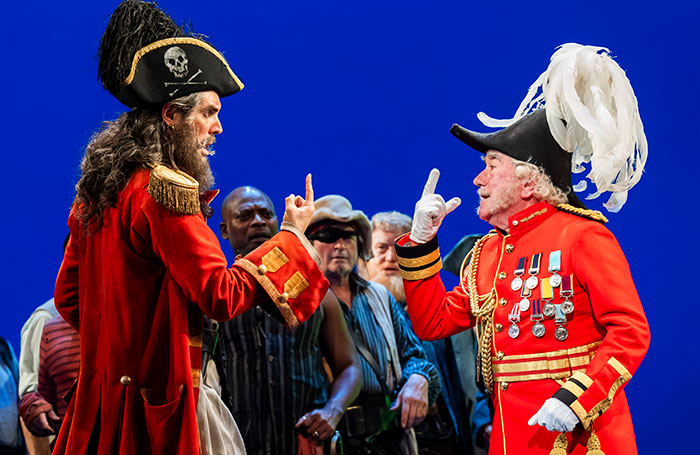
[218,186,362,455]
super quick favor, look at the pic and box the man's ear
[220,221,229,239]
[521,175,536,200]
[162,102,178,127]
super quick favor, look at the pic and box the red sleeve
[553,223,650,428]
[134,198,328,328]
[396,234,476,340]
[54,208,80,331]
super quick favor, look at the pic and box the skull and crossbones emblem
[164,46,189,78]
[162,46,208,96]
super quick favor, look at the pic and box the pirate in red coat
[395,44,650,455]
[53,1,329,454]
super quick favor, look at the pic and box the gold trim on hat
[124,37,244,90]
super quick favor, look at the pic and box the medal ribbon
[520,284,532,298]
[515,256,527,276]
[548,250,561,273]
[560,274,574,298]
[541,278,553,300]
[529,253,542,275]
[531,299,542,320]
[554,303,567,324]
[509,302,521,323]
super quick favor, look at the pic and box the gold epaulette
[147,164,200,215]
[557,203,608,224]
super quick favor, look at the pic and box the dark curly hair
[75,93,208,232]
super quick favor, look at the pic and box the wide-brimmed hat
[450,109,586,209]
[306,195,371,260]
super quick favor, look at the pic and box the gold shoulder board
[147,165,200,215]
[556,204,608,224]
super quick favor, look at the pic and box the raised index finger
[422,168,440,196]
[305,173,314,202]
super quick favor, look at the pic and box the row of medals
[506,255,573,342]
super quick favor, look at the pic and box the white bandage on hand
[410,169,461,244]
[528,398,580,432]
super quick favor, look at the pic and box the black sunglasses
[308,228,359,244]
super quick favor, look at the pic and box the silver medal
[508,324,520,339]
[555,326,568,341]
[510,277,523,291]
[561,300,574,314]
[549,273,562,288]
[525,275,539,290]
[532,321,545,338]
[519,298,530,312]
[542,301,556,317]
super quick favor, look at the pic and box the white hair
[513,160,568,206]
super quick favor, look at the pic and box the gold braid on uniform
[460,231,498,393]
[557,203,608,224]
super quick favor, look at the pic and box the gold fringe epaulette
[557,204,608,224]
[147,164,200,215]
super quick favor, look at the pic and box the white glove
[410,169,461,244]
[528,398,579,432]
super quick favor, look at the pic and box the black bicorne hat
[450,109,586,209]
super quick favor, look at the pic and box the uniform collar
[505,202,555,236]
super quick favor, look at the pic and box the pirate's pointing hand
[410,169,461,244]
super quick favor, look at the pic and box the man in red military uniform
[53,1,328,454]
[394,44,650,455]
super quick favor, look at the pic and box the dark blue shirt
[220,305,328,455]
[340,275,440,403]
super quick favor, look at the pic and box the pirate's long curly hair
[75,94,204,232]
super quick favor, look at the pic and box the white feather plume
[478,43,647,212]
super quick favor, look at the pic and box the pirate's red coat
[395,202,649,455]
[53,169,328,455]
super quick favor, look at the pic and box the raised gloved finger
[444,197,462,215]
[305,173,314,203]
[422,169,441,197]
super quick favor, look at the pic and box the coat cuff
[552,356,633,429]
[18,392,53,428]
[235,230,329,329]
[395,234,442,280]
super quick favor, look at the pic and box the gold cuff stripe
[236,258,300,329]
[397,248,441,269]
[570,371,594,388]
[562,380,586,398]
[607,356,632,379]
[125,37,244,89]
[188,334,202,348]
[284,271,309,299]
[262,247,289,273]
[192,369,201,389]
[570,400,589,427]
[399,260,442,281]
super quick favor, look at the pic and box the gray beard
[371,273,406,303]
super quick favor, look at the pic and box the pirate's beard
[171,120,215,191]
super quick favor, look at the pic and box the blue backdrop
[2,0,697,451]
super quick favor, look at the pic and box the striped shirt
[38,316,80,421]
[220,304,328,455]
[341,274,440,404]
